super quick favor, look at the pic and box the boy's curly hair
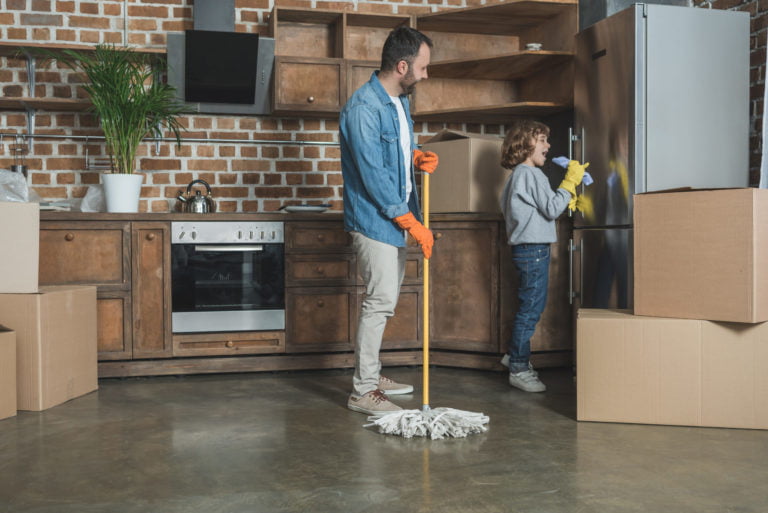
[500,120,550,169]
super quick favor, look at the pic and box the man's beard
[401,70,418,95]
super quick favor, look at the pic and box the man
[340,26,438,416]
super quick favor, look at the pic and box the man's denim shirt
[340,71,423,247]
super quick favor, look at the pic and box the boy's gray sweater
[499,163,571,245]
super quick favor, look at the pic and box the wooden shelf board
[0,41,165,58]
[416,0,577,34]
[346,12,412,29]
[271,7,343,25]
[412,101,571,123]
[0,97,91,111]
[429,50,573,80]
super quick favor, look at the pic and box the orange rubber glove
[394,212,434,259]
[413,149,438,174]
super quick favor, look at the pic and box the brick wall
[0,0,762,211]
[0,0,506,212]
[712,0,763,185]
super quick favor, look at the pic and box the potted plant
[42,44,188,212]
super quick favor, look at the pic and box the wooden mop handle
[422,171,430,409]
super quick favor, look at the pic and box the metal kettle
[177,179,216,214]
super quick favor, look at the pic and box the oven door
[171,243,285,333]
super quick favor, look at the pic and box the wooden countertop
[40,211,504,222]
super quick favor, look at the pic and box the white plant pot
[102,173,143,213]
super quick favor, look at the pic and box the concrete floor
[1,366,766,513]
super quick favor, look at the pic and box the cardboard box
[0,286,98,411]
[0,201,39,293]
[422,129,509,213]
[0,326,16,420]
[577,309,768,429]
[634,188,768,323]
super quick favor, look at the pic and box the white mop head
[365,407,489,440]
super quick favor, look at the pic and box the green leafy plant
[39,44,188,174]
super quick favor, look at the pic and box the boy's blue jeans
[507,244,550,374]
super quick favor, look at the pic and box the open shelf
[416,0,577,34]
[412,101,571,123]
[429,50,574,80]
[0,41,166,58]
[0,97,91,112]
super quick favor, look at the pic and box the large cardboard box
[0,327,16,420]
[422,130,509,213]
[0,201,39,293]
[0,286,98,411]
[634,188,768,323]
[577,309,768,429]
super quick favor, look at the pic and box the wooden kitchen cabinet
[39,220,171,361]
[131,222,172,358]
[429,221,500,353]
[39,221,133,360]
[273,56,345,116]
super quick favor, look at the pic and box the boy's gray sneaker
[347,389,403,415]
[509,367,546,393]
[378,375,413,395]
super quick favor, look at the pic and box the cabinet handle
[225,340,234,348]
[316,299,325,308]
[315,266,325,275]
[316,234,325,242]
[435,232,443,240]
[307,96,315,103]
[145,233,156,241]
[64,232,75,241]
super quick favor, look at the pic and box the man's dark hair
[380,26,433,72]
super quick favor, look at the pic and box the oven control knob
[178,231,185,240]
[191,231,197,240]
[238,231,243,239]
[250,231,254,240]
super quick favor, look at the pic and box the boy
[499,120,587,392]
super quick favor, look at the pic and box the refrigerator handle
[568,237,581,305]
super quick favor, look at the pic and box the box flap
[425,129,502,143]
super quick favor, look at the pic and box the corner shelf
[428,50,574,80]
[412,101,570,124]
[0,97,91,112]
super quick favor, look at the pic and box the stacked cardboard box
[577,189,768,429]
[0,202,98,415]
[0,327,16,420]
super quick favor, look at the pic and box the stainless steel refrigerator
[569,3,749,310]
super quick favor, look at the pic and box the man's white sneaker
[508,368,546,393]
[378,376,413,395]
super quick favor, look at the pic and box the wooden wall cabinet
[269,7,412,116]
[268,1,576,122]
[413,0,577,123]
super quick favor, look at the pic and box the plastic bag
[0,169,30,202]
[80,185,105,212]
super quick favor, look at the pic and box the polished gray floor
[1,366,767,513]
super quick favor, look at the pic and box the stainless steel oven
[170,221,284,333]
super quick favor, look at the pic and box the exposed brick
[318,161,341,172]
[219,146,236,157]
[81,172,100,184]
[196,145,215,158]
[31,173,51,185]
[219,173,238,185]
[56,172,76,184]
[241,147,259,158]
[264,173,283,185]
[55,1,75,13]
[285,173,303,185]
[262,147,279,158]
[79,2,99,15]
[7,28,26,39]
[7,0,26,9]
[253,186,293,198]
[242,200,261,211]
[243,173,261,184]
[305,174,325,185]
[232,159,271,172]
[194,118,213,129]
[45,157,83,170]
[68,15,110,29]
[127,5,170,18]
[276,160,313,172]
[297,186,334,198]
[103,3,121,16]
[215,186,249,197]
[303,146,320,158]
[33,27,51,39]
[283,146,300,158]
[129,19,158,31]
[240,118,258,130]
[216,201,239,212]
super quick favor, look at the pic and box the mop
[365,171,490,440]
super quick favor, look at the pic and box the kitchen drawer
[286,222,351,253]
[39,221,130,289]
[173,331,285,357]
[286,254,356,286]
[286,287,357,352]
